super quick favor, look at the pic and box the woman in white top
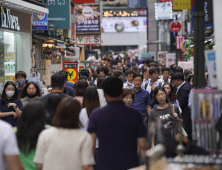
[96,74,107,107]
[80,86,100,131]
[34,98,95,170]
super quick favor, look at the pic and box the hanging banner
[176,35,185,49]
[170,20,182,33]
[76,34,101,45]
[173,0,191,10]
[46,0,70,29]
[62,61,78,84]
[75,4,100,33]
[166,53,176,68]
[155,2,173,20]
[205,50,217,88]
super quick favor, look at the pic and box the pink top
[74,96,83,105]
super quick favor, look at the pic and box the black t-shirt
[88,101,147,170]
[149,104,182,145]
[40,92,71,105]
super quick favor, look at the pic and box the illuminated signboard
[103,9,147,17]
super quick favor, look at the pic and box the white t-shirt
[0,120,19,170]
[34,127,95,170]
[97,89,107,107]
[79,108,99,148]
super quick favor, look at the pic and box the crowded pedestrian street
[0,0,222,170]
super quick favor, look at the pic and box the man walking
[88,77,147,170]
[161,67,171,84]
[142,67,150,89]
[172,72,192,139]
[123,69,134,89]
[131,73,152,127]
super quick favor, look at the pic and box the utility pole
[193,0,205,88]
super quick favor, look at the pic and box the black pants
[183,120,192,140]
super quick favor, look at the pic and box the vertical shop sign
[75,4,100,33]
[176,35,185,49]
[166,53,176,68]
[204,0,214,27]
[62,61,78,84]
[173,0,191,10]
[46,0,70,29]
[33,13,48,30]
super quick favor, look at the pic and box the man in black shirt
[88,77,147,170]
[41,73,71,104]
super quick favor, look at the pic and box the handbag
[172,104,188,137]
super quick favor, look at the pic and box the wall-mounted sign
[141,53,151,59]
[62,61,78,84]
[173,0,191,10]
[170,20,182,33]
[33,13,48,30]
[103,9,147,17]
[75,4,100,33]
[155,2,173,20]
[73,0,95,3]
[46,0,70,29]
[128,0,147,8]
[204,0,214,27]
[101,17,146,33]
[76,34,101,45]
[166,53,176,68]
[176,35,185,49]
[1,8,20,31]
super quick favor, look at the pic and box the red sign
[170,20,182,33]
[62,61,78,84]
[73,0,95,3]
[176,35,185,49]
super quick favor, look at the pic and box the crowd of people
[0,56,210,170]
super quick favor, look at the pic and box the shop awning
[0,0,49,14]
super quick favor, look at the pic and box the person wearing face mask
[20,82,42,107]
[0,81,23,127]
[123,69,135,89]
[15,71,27,97]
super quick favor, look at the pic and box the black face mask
[27,93,37,99]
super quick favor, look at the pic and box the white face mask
[127,81,134,86]
[6,90,15,97]
[190,82,193,86]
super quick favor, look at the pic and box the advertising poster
[157,51,167,66]
[155,2,173,20]
[166,53,176,68]
[75,4,100,32]
[62,61,78,84]
[101,17,146,32]
[205,50,217,88]
[85,51,98,61]
[33,13,48,30]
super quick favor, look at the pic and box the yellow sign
[66,68,77,84]
[173,0,191,10]
[103,11,139,17]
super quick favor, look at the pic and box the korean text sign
[33,13,48,30]
[62,61,78,84]
[75,4,100,32]
[46,0,70,29]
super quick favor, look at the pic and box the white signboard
[178,61,194,73]
[101,17,147,32]
[76,34,101,45]
[205,50,217,88]
[155,2,173,20]
[166,53,176,68]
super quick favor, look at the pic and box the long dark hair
[152,86,168,105]
[46,93,61,125]
[52,98,81,129]
[20,82,42,99]
[74,80,89,97]
[16,101,46,155]
[82,86,100,118]
[163,83,178,103]
[2,81,18,105]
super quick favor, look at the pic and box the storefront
[0,0,48,90]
